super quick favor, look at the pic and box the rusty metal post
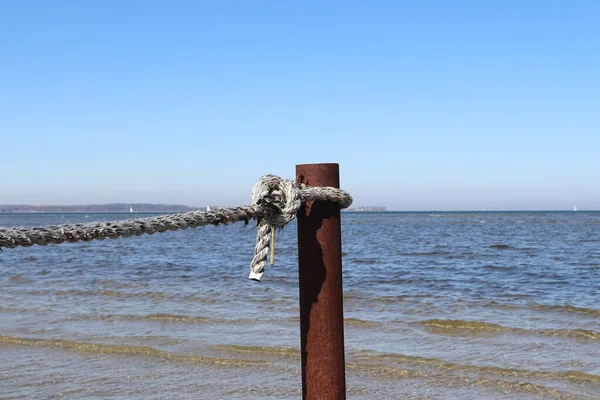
[296,163,346,400]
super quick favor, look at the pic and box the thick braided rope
[247,175,352,280]
[0,175,352,281]
[0,206,261,248]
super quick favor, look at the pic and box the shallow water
[1,211,599,399]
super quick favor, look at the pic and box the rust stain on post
[296,163,346,400]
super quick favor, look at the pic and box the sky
[1,1,598,211]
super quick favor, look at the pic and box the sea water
[1,212,599,399]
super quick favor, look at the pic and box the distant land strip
[1,204,386,213]
[343,206,387,212]
[0,204,208,213]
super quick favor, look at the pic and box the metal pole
[296,163,346,400]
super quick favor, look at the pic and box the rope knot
[248,174,352,281]
[249,175,301,282]
[251,175,301,228]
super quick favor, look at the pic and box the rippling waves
[1,211,599,399]
[351,350,600,384]
[0,335,267,367]
[420,319,600,340]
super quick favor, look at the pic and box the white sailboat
[573,205,577,212]
[206,205,211,212]
[130,207,134,213]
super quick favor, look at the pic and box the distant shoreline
[0,211,192,214]
[0,204,206,213]
[1,209,596,214]
[0,204,596,213]
[344,206,387,212]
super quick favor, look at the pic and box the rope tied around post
[248,174,352,281]
[0,174,352,281]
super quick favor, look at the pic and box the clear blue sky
[1,1,598,210]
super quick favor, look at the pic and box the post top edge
[295,163,340,167]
